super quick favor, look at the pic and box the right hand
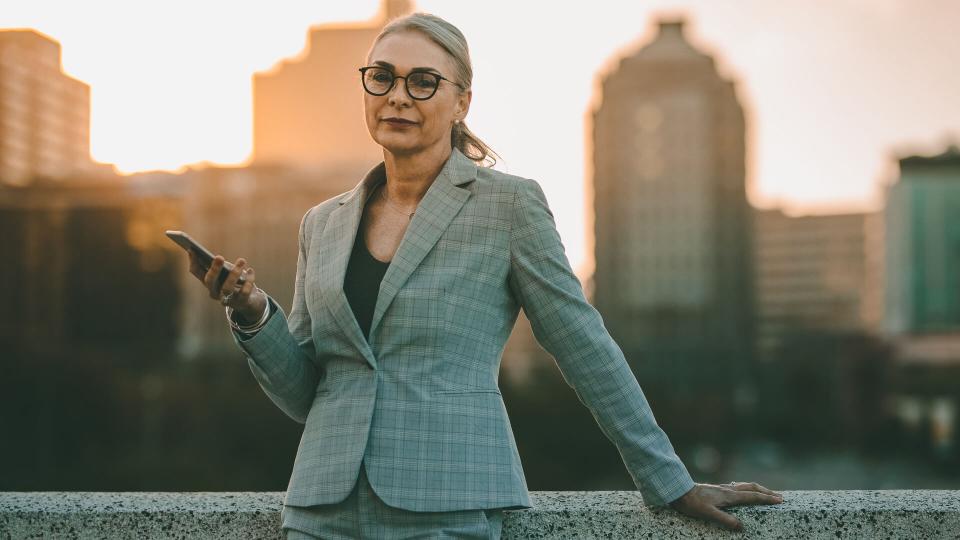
[188,250,267,321]
[669,481,783,532]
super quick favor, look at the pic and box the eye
[371,69,393,83]
[410,72,439,89]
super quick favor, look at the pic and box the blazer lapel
[317,148,476,367]
[369,149,476,341]
[317,162,385,370]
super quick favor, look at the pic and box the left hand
[190,252,266,321]
[669,481,784,532]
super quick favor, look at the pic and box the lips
[382,117,416,125]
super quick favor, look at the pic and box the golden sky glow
[2,0,959,276]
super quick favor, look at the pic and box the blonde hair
[371,12,500,167]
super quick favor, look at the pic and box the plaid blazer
[229,148,695,512]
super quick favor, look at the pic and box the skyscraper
[882,144,960,458]
[589,19,755,431]
[252,0,413,172]
[0,29,93,186]
[884,145,960,335]
[754,209,882,358]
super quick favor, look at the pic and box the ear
[455,88,472,122]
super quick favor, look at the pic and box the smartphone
[165,230,245,290]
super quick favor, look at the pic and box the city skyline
[2,0,959,277]
[2,2,959,508]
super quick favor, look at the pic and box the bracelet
[227,303,270,334]
[225,287,272,334]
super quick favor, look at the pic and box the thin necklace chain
[378,183,416,220]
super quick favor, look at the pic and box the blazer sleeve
[507,177,695,509]
[228,208,324,424]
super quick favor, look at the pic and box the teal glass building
[884,145,960,334]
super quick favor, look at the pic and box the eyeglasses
[358,66,461,100]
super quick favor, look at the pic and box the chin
[375,135,421,156]
[378,142,419,157]
[374,130,447,159]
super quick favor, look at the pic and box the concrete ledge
[1,490,958,539]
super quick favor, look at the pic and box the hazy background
[3,0,959,275]
[1,0,958,497]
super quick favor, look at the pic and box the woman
[189,12,783,539]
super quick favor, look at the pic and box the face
[363,31,471,158]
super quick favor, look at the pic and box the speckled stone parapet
[0,492,284,539]
[1,490,958,539]
[507,490,960,538]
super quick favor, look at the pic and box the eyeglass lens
[362,67,440,99]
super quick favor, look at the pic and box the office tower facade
[754,209,882,357]
[590,19,755,431]
[884,145,960,335]
[0,30,92,186]
[252,0,413,172]
[882,145,960,458]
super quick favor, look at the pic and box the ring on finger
[221,291,235,305]
[238,268,250,286]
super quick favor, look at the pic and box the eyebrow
[371,60,441,74]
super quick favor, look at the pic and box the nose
[387,76,412,107]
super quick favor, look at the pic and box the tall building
[882,144,960,458]
[754,209,882,357]
[884,145,960,335]
[589,19,755,429]
[0,29,92,186]
[252,0,413,172]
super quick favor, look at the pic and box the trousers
[282,461,505,539]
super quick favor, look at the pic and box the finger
[701,504,742,532]
[206,256,225,298]
[232,270,255,307]
[724,490,783,508]
[730,482,784,500]
[238,268,255,296]
[220,258,247,297]
[234,270,247,290]
[232,268,251,294]
[746,482,783,499]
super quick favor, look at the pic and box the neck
[381,143,452,206]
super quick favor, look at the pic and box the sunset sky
[3,0,959,276]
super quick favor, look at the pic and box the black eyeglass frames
[358,66,461,100]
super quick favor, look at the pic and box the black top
[343,213,390,341]
[236,189,389,343]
